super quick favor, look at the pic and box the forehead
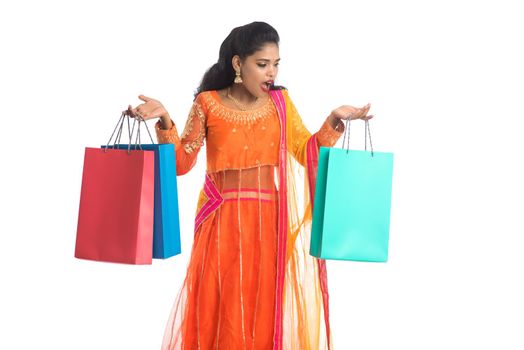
[249,43,280,60]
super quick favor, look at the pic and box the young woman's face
[235,42,280,98]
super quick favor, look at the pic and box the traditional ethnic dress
[156,88,344,350]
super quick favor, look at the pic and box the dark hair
[194,21,285,99]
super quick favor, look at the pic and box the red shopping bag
[75,147,155,264]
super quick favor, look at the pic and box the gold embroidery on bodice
[201,91,275,125]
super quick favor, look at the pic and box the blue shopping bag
[310,120,394,262]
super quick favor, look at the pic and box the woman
[131,21,373,350]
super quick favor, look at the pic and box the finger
[127,105,138,117]
[139,95,152,102]
[355,106,370,119]
[132,107,143,119]
[349,108,363,120]
[363,114,374,121]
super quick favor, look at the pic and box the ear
[231,55,241,71]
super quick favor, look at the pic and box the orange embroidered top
[155,89,344,175]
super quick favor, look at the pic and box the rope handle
[103,110,155,154]
[341,115,374,157]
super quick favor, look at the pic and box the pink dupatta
[270,90,332,350]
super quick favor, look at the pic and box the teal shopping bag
[310,121,394,262]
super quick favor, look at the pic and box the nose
[267,65,276,78]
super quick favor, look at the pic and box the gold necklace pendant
[227,87,259,111]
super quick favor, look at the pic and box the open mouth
[261,81,274,91]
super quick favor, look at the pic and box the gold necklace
[226,87,260,111]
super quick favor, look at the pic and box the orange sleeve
[155,96,206,175]
[316,117,345,147]
[283,90,344,166]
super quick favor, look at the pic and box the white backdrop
[1,0,523,349]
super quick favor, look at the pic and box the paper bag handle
[341,117,374,157]
[103,110,155,154]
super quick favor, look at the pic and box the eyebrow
[256,58,281,62]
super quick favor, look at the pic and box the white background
[1,0,523,349]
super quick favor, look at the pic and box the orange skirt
[162,173,279,350]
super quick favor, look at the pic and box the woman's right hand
[128,95,169,122]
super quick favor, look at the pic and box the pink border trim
[306,135,332,350]
[194,174,224,233]
[222,188,276,194]
[270,90,288,350]
[307,135,319,205]
[223,198,276,203]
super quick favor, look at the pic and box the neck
[229,84,259,104]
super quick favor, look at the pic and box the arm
[283,90,344,166]
[155,97,206,175]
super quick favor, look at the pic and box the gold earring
[234,70,243,84]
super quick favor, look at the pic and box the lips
[261,80,274,92]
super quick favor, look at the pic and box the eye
[257,63,279,68]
